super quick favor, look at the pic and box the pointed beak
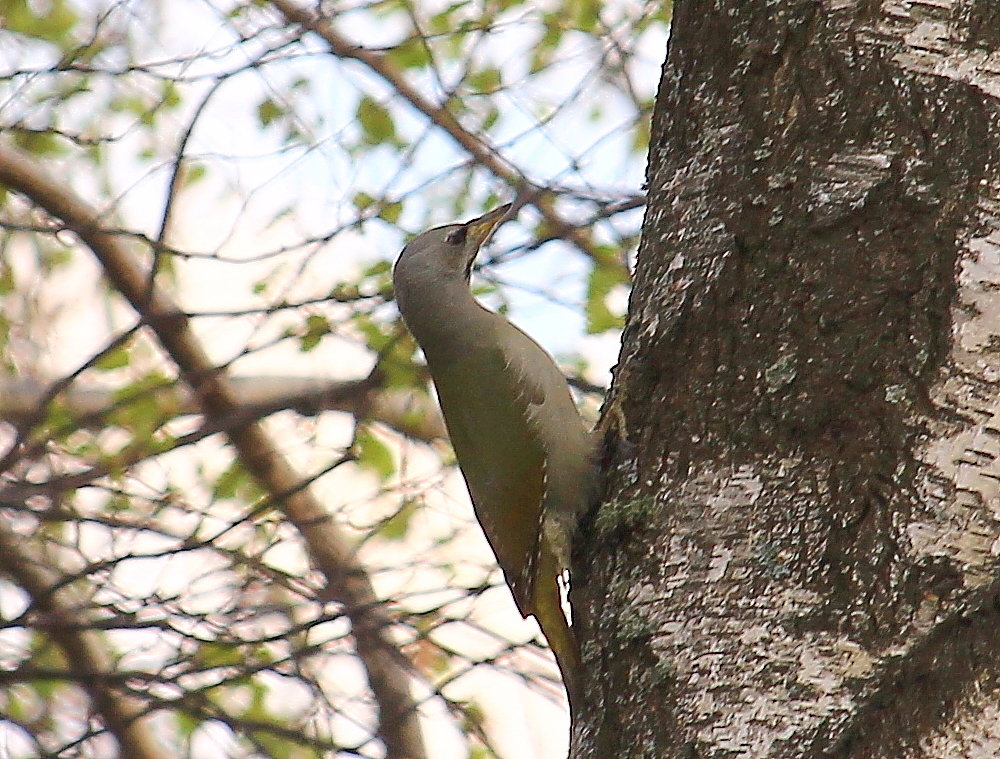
[465,203,513,248]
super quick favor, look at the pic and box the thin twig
[0,139,428,759]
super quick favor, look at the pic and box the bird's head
[393,204,513,302]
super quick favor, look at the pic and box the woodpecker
[392,203,593,709]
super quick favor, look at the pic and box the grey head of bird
[392,203,512,314]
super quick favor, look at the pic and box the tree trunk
[577,2,1000,756]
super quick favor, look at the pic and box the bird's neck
[397,273,493,361]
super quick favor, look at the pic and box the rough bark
[577,2,1000,757]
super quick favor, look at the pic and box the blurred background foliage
[0,0,667,756]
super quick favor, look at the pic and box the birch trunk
[577,2,1000,757]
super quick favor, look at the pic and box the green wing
[427,342,547,618]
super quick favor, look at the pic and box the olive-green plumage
[393,204,593,709]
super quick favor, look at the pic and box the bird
[392,203,595,710]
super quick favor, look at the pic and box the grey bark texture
[575,1,1000,757]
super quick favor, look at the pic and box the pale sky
[1,1,667,756]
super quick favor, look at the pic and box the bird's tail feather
[533,546,582,714]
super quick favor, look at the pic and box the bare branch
[0,521,171,759]
[0,375,448,442]
[0,140,427,759]
[270,0,626,270]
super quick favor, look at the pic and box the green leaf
[212,459,264,503]
[12,130,67,158]
[182,163,207,187]
[0,264,15,295]
[4,687,35,726]
[107,493,132,512]
[353,191,376,211]
[94,344,130,371]
[378,498,417,541]
[585,263,628,334]
[428,2,468,35]
[39,241,72,273]
[353,312,393,353]
[363,260,391,277]
[4,0,79,46]
[106,385,172,443]
[175,710,201,739]
[355,427,395,482]
[211,460,241,500]
[352,313,421,387]
[41,398,75,439]
[329,281,360,300]
[380,201,403,224]
[300,314,330,352]
[467,67,501,94]
[571,0,602,31]
[632,117,652,152]
[197,641,244,669]
[388,38,431,70]
[257,97,284,127]
[162,80,181,109]
[482,106,500,131]
[112,370,173,403]
[530,19,563,73]
[356,95,397,145]
[460,699,487,733]
[253,732,317,759]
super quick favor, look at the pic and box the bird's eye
[444,228,467,246]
